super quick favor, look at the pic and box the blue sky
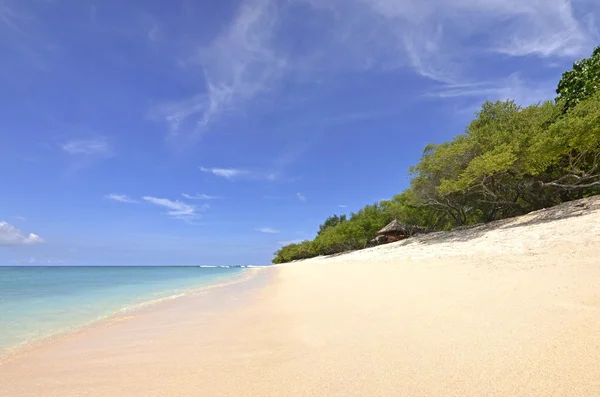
[1,0,599,265]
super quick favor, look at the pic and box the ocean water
[0,266,247,353]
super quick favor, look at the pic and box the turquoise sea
[0,266,247,354]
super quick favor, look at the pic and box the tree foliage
[317,214,347,236]
[556,46,600,110]
[272,47,600,264]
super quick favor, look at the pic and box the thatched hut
[377,219,411,243]
[368,220,429,247]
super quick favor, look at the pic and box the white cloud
[0,221,44,246]
[14,215,27,221]
[489,1,590,57]
[61,138,110,156]
[142,196,207,221]
[148,95,207,137]
[105,193,138,203]
[0,1,54,62]
[199,166,248,180]
[303,0,597,82]
[182,193,217,200]
[338,204,348,208]
[428,73,556,105]
[199,166,278,181]
[255,227,280,234]
[150,0,286,136]
[297,193,306,202]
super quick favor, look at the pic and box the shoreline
[1,200,600,396]
[0,267,264,363]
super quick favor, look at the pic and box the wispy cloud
[149,0,286,136]
[149,0,598,138]
[61,137,110,156]
[104,193,138,203]
[199,166,280,181]
[0,2,23,32]
[13,215,27,221]
[338,204,347,208]
[427,73,556,106]
[182,193,217,200]
[0,0,56,65]
[105,193,213,221]
[491,1,591,57]
[199,166,248,180]
[0,221,43,246]
[301,0,598,82]
[255,227,280,234]
[297,193,306,202]
[142,196,207,221]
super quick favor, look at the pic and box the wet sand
[1,198,600,396]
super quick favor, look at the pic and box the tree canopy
[317,214,347,236]
[556,46,600,110]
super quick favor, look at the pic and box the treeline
[272,47,600,264]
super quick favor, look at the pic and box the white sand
[1,197,600,396]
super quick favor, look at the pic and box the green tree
[556,46,600,110]
[381,190,448,229]
[535,91,600,193]
[437,100,563,218]
[409,139,478,226]
[317,214,347,236]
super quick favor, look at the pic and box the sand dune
[1,197,600,396]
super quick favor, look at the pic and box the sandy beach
[1,198,600,396]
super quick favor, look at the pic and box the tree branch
[541,181,600,189]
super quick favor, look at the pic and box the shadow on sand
[394,196,600,248]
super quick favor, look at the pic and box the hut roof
[377,219,411,235]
